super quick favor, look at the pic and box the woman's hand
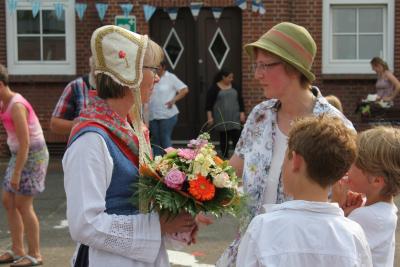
[10,172,21,191]
[160,212,196,234]
[342,191,363,216]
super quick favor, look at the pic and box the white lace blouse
[63,132,170,267]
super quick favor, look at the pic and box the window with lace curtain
[6,0,76,75]
[322,0,394,74]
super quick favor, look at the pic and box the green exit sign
[115,15,136,32]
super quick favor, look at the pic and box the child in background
[340,126,400,267]
[325,94,343,113]
[237,115,372,267]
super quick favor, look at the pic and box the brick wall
[0,0,399,158]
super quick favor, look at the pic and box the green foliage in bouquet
[131,133,245,217]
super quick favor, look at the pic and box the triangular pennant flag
[190,2,203,20]
[32,0,40,18]
[54,2,64,20]
[252,0,259,13]
[7,0,18,13]
[211,7,223,20]
[235,0,247,10]
[166,7,178,22]
[75,3,87,20]
[120,3,133,17]
[143,4,156,22]
[96,3,108,21]
[259,2,266,15]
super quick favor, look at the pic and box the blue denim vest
[69,126,139,216]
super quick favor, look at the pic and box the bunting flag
[235,0,247,10]
[54,2,64,20]
[143,4,156,22]
[7,0,18,13]
[120,3,133,17]
[75,3,87,20]
[212,7,223,20]
[259,2,266,15]
[190,2,203,20]
[252,0,259,12]
[96,3,108,21]
[166,7,178,22]
[32,0,40,18]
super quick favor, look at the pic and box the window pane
[43,37,66,60]
[332,8,356,33]
[333,35,356,59]
[17,10,40,34]
[359,35,383,59]
[359,8,383,33]
[43,10,65,34]
[18,37,40,60]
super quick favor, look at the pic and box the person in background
[63,26,196,267]
[148,60,189,156]
[0,64,49,267]
[206,69,246,158]
[370,57,400,102]
[50,56,96,135]
[334,126,400,267]
[237,115,372,267]
[217,22,354,267]
[325,94,343,113]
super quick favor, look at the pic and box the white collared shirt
[349,202,398,267]
[237,200,372,267]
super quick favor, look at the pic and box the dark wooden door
[150,7,242,140]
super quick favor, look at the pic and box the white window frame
[6,0,76,75]
[322,0,394,74]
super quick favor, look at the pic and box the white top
[262,126,287,204]
[237,200,372,267]
[63,132,170,267]
[348,202,398,267]
[149,71,187,120]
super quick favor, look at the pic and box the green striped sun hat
[244,22,317,82]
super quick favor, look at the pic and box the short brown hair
[356,126,400,197]
[282,62,311,89]
[325,95,343,112]
[288,115,356,188]
[0,64,9,86]
[370,57,389,71]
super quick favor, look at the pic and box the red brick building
[0,0,399,158]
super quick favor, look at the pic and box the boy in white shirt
[237,115,372,267]
[336,126,400,267]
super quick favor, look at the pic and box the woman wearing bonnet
[63,26,196,267]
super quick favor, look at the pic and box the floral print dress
[216,87,354,267]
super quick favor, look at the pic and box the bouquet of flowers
[133,133,243,217]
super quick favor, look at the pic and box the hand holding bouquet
[133,133,243,218]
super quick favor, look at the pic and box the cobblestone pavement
[0,159,399,266]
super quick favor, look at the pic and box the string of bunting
[5,1,265,22]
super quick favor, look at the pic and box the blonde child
[341,126,400,267]
[237,115,372,267]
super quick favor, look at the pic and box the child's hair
[0,64,9,86]
[287,115,356,188]
[356,126,400,197]
[325,95,343,113]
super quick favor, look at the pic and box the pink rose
[177,148,197,160]
[164,169,186,190]
[164,147,177,154]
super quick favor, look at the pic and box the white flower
[213,172,231,188]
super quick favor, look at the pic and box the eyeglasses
[251,62,281,72]
[143,66,159,76]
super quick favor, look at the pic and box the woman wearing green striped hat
[216,22,355,267]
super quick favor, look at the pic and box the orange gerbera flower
[189,175,215,201]
[213,156,224,166]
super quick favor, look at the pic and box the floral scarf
[69,97,150,167]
